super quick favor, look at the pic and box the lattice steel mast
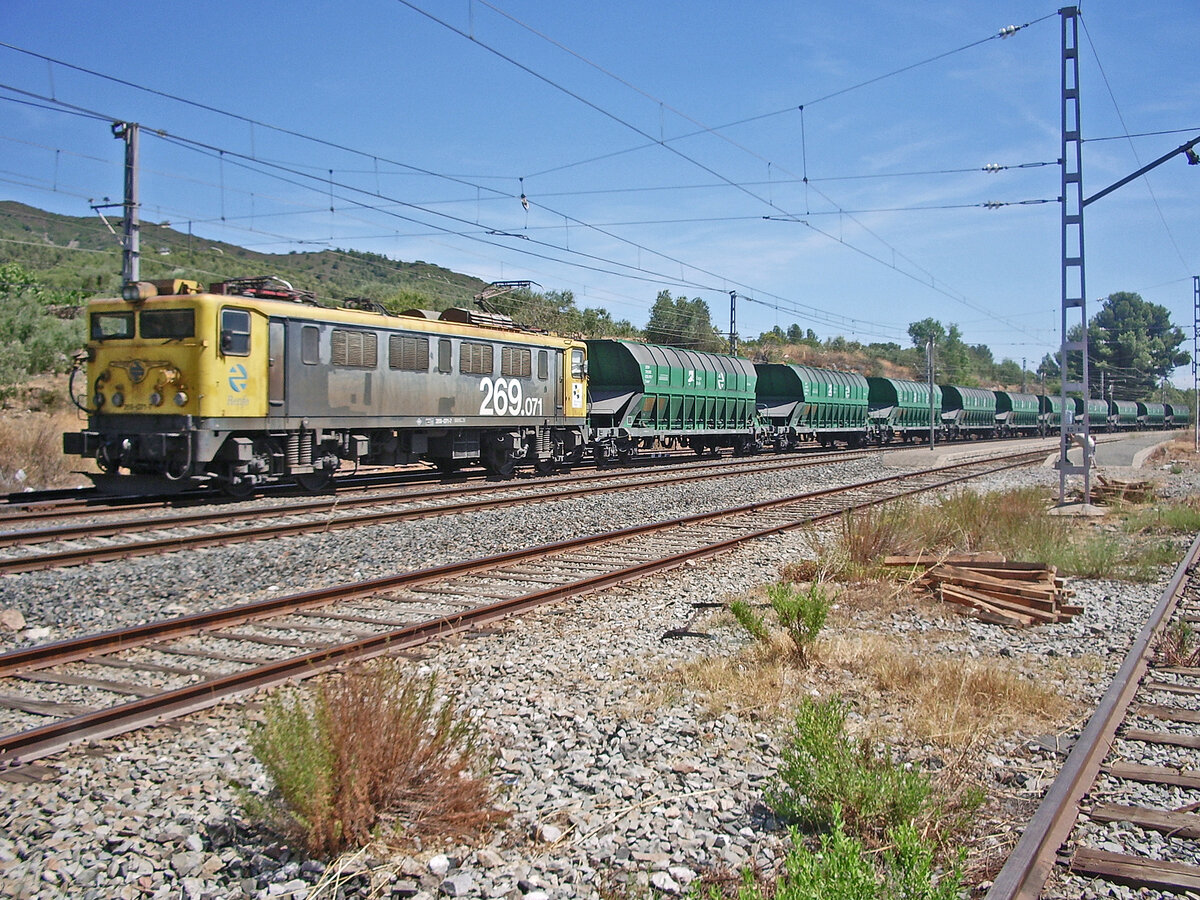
[1058,7,1091,506]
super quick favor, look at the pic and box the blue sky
[2,1,1198,381]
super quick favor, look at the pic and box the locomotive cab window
[571,348,586,378]
[220,308,252,356]
[91,311,134,341]
[537,350,548,380]
[141,308,195,340]
[301,326,320,365]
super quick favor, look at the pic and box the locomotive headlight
[93,391,105,408]
[111,391,125,408]
[174,391,188,407]
[149,391,163,407]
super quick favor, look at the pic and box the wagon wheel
[221,476,257,500]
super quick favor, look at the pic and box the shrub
[700,813,963,900]
[247,664,503,856]
[767,581,830,665]
[765,696,931,841]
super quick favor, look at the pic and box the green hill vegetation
[0,200,487,308]
[0,201,1192,411]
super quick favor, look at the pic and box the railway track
[0,447,1045,768]
[0,447,834,527]
[0,448,735,523]
[0,446,899,572]
[0,435,1071,525]
[987,532,1200,899]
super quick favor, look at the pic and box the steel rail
[0,449,1043,765]
[985,531,1200,900]
[0,450,862,549]
[0,447,1043,677]
[0,446,926,573]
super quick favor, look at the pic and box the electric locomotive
[64,277,589,493]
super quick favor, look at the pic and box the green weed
[693,813,963,900]
[729,598,769,642]
[1124,500,1200,535]
[767,581,830,665]
[729,581,832,665]
[765,696,932,841]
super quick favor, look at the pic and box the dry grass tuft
[820,633,1075,746]
[247,662,504,857]
[1157,620,1200,667]
[0,409,93,491]
[660,638,795,719]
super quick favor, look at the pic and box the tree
[994,359,1023,385]
[1088,292,1189,399]
[906,318,974,383]
[0,262,87,390]
[644,290,724,351]
[907,318,946,350]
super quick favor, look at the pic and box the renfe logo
[228,364,248,393]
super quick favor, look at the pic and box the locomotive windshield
[141,308,195,340]
[90,311,134,341]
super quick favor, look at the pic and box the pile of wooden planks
[1091,475,1155,504]
[884,553,1080,627]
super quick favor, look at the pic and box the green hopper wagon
[754,363,870,449]
[585,339,762,458]
[867,377,942,442]
[994,391,1041,437]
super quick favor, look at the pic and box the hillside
[0,201,488,309]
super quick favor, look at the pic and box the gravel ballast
[0,442,1195,899]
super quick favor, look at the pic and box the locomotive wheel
[295,469,334,492]
[533,456,559,476]
[485,454,516,478]
[221,477,257,500]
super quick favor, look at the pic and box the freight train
[62,278,1190,494]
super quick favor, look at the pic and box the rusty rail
[985,531,1200,899]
